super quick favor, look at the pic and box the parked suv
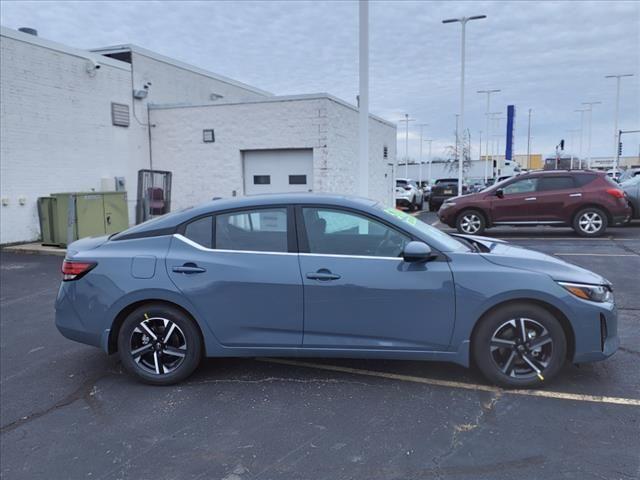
[395,178,423,210]
[438,170,631,237]
[429,178,468,211]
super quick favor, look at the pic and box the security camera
[86,59,101,76]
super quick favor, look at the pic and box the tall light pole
[566,129,580,169]
[491,114,504,175]
[425,139,433,184]
[605,74,634,175]
[574,108,587,168]
[443,14,487,195]
[398,114,415,179]
[418,124,429,186]
[477,89,501,183]
[487,111,501,177]
[357,0,369,197]
[526,108,532,169]
[581,101,601,169]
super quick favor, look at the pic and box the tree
[445,128,472,176]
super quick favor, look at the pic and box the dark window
[253,175,271,185]
[184,216,213,248]
[383,146,389,159]
[215,208,287,252]
[537,176,574,191]
[302,208,410,258]
[289,175,307,185]
[573,173,596,187]
[203,129,215,143]
[111,103,130,127]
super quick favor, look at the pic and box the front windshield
[480,176,512,192]
[379,206,469,252]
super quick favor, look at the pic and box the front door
[167,207,303,346]
[490,177,539,223]
[297,207,456,350]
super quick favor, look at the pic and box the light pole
[477,89,501,183]
[443,14,487,196]
[358,0,369,197]
[418,124,429,186]
[398,114,415,179]
[455,114,460,164]
[487,111,501,177]
[566,129,580,169]
[605,74,634,175]
[425,139,433,185]
[574,108,587,168]
[581,101,601,169]
[491,114,504,175]
[526,108,532,169]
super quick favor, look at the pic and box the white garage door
[243,149,313,195]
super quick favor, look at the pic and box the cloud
[1,0,638,159]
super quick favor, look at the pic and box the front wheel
[573,207,608,237]
[472,303,567,388]
[456,210,486,235]
[118,303,203,385]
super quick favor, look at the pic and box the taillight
[62,260,96,281]
[605,188,624,199]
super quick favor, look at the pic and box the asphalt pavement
[1,219,639,480]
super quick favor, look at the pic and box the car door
[166,206,303,346]
[534,176,579,221]
[490,177,539,223]
[297,206,456,350]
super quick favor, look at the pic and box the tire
[472,303,567,388]
[456,210,486,235]
[118,303,203,385]
[573,207,608,237]
[418,196,424,211]
[428,202,436,212]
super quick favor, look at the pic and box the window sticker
[384,207,417,225]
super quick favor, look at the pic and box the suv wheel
[573,207,608,237]
[118,303,203,385]
[456,210,486,235]
[472,303,567,388]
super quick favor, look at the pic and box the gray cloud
[2,0,638,160]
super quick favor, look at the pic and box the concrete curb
[2,243,66,256]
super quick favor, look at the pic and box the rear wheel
[118,303,203,385]
[417,196,424,211]
[573,207,608,237]
[472,303,567,388]
[456,210,486,235]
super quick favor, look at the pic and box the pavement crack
[185,376,375,387]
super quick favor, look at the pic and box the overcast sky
[2,0,639,160]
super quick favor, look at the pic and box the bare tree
[445,128,472,176]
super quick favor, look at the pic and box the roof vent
[18,27,38,36]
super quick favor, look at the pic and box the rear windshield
[435,179,457,184]
[396,180,408,187]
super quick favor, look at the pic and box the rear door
[490,177,539,222]
[534,176,579,221]
[166,206,303,346]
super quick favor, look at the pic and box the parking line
[258,358,640,407]
[554,253,637,257]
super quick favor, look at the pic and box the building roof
[89,43,272,97]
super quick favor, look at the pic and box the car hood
[462,235,610,286]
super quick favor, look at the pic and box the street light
[398,114,415,179]
[418,124,429,186]
[574,108,588,168]
[424,139,434,185]
[605,74,634,175]
[581,101,601,169]
[477,89,501,182]
[488,112,502,176]
[566,129,580,169]
[443,14,487,195]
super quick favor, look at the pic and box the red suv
[437,170,631,237]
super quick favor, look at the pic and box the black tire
[429,202,439,212]
[472,303,567,388]
[417,196,424,211]
[455,209,486,235]
[572,207,608,237]
[118,303,203,385]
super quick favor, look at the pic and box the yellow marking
[258,358,640,407]
[144,313,149,320]
[537,373,545,381]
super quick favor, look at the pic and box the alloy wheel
[490,318,553,379]
[578,212,603,234]
[460,213,481,234]
[129,317,187,375]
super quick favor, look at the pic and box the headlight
[558,282,613,303]
[440,202,456,209]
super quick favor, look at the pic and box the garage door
[243,149,313,195]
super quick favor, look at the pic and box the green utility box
[37,192,129,247]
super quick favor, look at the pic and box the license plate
[444,189,453,194]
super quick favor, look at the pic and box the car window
[537,176,574,191]
[215,208,287,252]
[184,216,213,248]
[396,180,407,187]
[574,173,596,187]
[502,178,538,194]
[302,208,410,257]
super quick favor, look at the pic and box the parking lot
[1,220,639,480]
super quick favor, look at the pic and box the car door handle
[569,193,582,197]
[172,263,206,274]
[524,197,537,201]
[306,270,341,281]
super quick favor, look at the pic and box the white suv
[395,178,423,211]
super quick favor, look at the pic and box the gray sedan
[621,175,640,219]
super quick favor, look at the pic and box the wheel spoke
[140,321,157,340]
[519,318,528,342]
[163,346,186,358]
[153,351,162,374]
[163,323,177,343]
[491,338,516,348]
[521,352,543,374]
[528,334,552,350]
[501,350,517,375]
[131,344,153,358]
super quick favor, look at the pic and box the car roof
[525,169,601,177]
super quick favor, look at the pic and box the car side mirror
[495,188,504,199]
[402,241,435,263]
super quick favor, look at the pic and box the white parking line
[259,358,640,407]
[431,220,441,226]
[554,253,637,257]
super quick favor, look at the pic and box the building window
[203,129,215,143]
[111,103,130,127]
[383,146,388,159]
[253,175,270,185]
[288,175,307,185]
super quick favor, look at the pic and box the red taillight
[62,261,96,281]
[605,188,624,199]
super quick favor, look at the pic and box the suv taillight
[62,260,96,281]
[605,188,624,199]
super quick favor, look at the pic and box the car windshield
[396,180,408,187]
[435,178,457,184]
[378,206,469,252]
[621,176,640,187]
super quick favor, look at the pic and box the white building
[0,27,396,244]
